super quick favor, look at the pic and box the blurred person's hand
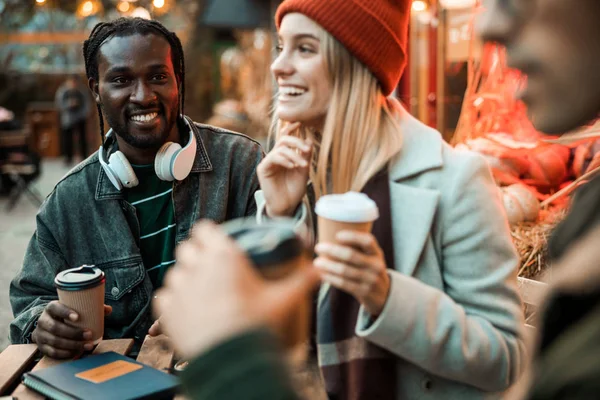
[153,221,320,360]
[32,303,112,359]
[148,317,162,337]
[257,122,313,217]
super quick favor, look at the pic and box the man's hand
[154,221,320,360]
[32,301,94,359]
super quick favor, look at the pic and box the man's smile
[130,112,158,123]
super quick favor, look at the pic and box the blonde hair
[271,26,403,198]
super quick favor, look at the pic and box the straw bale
[511,207,566,279]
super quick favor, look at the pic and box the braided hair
[83,17,185,141]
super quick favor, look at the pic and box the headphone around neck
[98,116,197,190]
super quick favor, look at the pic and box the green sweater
[124,164,176,288]
[180,330,299,400]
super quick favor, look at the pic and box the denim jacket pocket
[97,256,149,339]
[99,257,145,301]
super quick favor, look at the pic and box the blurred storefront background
[0,0,479,155]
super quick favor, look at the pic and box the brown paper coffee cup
[55,266,106,344]
[260,253,311,351]
[315,192,379,245]
[317,217,374,244]
[222,218,311,358]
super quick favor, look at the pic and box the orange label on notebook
[75,360,143,383]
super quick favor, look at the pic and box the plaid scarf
[317,170,397,400]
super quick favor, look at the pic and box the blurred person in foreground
[479,0,600,398]
[155,221,320,400]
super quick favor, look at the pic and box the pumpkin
[457,134,571,192]
[456,137,530,185]
[521,145,570,190]
[501,184,540,225]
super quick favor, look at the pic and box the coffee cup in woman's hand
[314,192,391,317]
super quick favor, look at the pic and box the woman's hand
[257,122,312,217]
[314,230,390,317]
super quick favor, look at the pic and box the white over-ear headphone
[98,116,197,190]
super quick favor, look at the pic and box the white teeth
[279,87,306,96]
[130,112,158,122]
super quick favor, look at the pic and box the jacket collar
[96,115,212,200]
[389,105,444,182]
[186,117,213,173]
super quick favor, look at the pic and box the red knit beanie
[275,0,410,96]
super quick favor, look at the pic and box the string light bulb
[412,0,428,12]
[117,1,131,13]
[77,0,102,17]
[439,0,477,9]
[152,0,170,15]
[131,6,151,19]
[82,1,93,14]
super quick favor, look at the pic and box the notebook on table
[22,351,179,400]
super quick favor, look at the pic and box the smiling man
[9,17,264,358]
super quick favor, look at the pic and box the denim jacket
[9,120,264,347]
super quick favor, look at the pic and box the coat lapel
[389,183,439,277]
[387,108,444,277]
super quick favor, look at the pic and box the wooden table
[0,335,181,400]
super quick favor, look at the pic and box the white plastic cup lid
[315,192,379,223]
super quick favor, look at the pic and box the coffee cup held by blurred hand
[54,266,106,344]
[221,218,311,354]
[315,192,379,245]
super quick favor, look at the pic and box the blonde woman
[256,0,526,399]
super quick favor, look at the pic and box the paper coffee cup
[222,219,310,355]
[55,265,106,344]
[315,192,379,244]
